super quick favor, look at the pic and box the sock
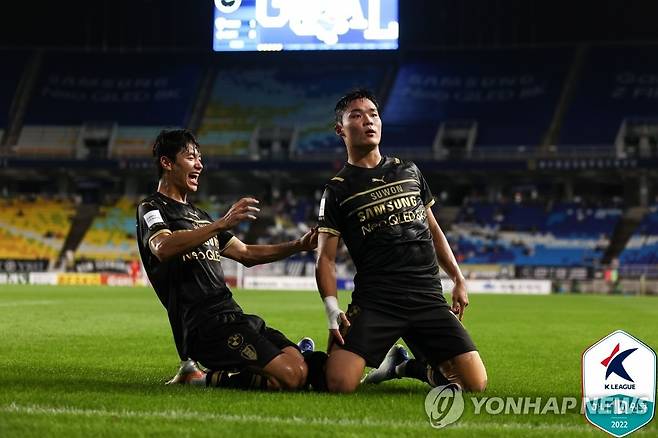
[205,370,269,390]
[395,359,427,382]
[303,351,328,392]
[427,366,451,387]
[396,359,450,386]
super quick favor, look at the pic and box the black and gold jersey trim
[221,236,238,252]
[318,227,341,236]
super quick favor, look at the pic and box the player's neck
[346,146,381,168]
[157,178,188,204]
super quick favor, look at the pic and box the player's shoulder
[384,155,415,168]
[383,156,420,177]
[137,193,170,213]
[138,193,157,205]
[138,193,157,208]
[324,165,350,190]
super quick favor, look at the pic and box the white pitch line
[0,300,56,307]
[0,403,604,432]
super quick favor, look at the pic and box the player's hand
[298,226,319,251]
[218,197,260,230]
[451,279,469,320]
[327,312,350,350]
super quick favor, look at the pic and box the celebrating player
[136,129,326,391]
[315,89,488,393]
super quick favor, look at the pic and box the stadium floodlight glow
[212,0,399,52]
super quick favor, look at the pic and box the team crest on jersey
[582,330,656,437]
[240,344,258,361]
[227,333,244,350]
[346,304,361,320]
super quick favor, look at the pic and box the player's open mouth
[365,129,377,136]
[188,172,200,185]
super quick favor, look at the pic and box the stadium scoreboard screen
[212,0,399,51]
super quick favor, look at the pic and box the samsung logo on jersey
[357,195,419,222]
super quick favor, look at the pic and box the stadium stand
[112,126,169,158]
[196,63,390,157]
[619,205,658,265]
[0,45,656,285]
[448,201,621,267]
[0,196,74,261]
[560,45,658,150]
[75,197,138,261]
[16,52,202,158]
[383,48,573,156]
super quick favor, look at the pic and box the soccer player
[137,129,325,391]
[316,90,488,393]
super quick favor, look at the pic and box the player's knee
[276,363,306,390]
[298,361,308,386]
[326,374,359,394]
[463,377,487,393]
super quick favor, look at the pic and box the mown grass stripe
[2,403,600,432]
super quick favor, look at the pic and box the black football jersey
[136,192,240,359]
[318,156,446,309]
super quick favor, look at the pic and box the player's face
[170,144,203,193]
[336,98,381,149]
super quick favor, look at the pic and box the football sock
[396,359,427,382]
[205,370,269,390]
[427,366,451,387]
[395,359,450,386]
[303,350,328,392]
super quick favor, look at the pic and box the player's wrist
[323,296,342,330]
[214,218,228,233]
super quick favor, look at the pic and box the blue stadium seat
[619,205,658,265]
[560,45,658,146]
[451,201,621,267]
[197,64,390,156]
[383,48,572,150]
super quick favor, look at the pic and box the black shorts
[340,302,477,368]
[188,313,298,370]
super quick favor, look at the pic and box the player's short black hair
[152,129,200,178]
[334,89,380,124]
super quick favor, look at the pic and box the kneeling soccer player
[137,129,327,391]
[315,90,488,393]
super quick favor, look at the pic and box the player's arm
[221,227,318,267]
[426,206,469,320]
[149,197,259,261]
[315,232,349,346]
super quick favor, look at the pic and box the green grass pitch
[0,285,656,437]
